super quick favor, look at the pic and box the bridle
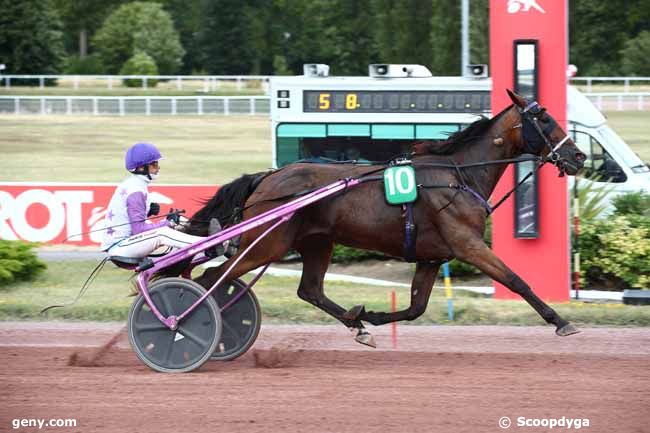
[517,100,574,176]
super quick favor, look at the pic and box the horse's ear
[506,89,526,108]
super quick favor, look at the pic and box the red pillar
[490,0,569,301]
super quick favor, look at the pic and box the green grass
[1,260,649,326]
[604,111,650,163]
[0,115,271,184]
[0,110,647,184]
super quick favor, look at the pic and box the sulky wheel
[128,277,221,373]
[211,278,262,361]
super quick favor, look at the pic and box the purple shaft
[176,215,291,323]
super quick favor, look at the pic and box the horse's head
[506,89,585,175]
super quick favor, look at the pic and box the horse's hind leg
[295,236,374,347]
[343,261,441,326]
[456,240,579,336]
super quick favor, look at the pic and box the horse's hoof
[556,323,581,336]
[354,331,376,348]
[343,305,365,321]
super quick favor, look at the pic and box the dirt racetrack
[1,322,649,433]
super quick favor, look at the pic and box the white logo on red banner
[0,184,216,245]
[507,0,545,14]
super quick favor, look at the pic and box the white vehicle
[269,64,650,206]
[566,86,650,207]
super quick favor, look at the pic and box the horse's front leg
[455,239,579,336]
[343,261,441,326]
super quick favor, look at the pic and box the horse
[186,90,586,347]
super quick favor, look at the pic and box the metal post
[66,98,71,115]
[119,98,125,116]
[176,77,182,90]
[224,98,229,116]
[39,77,44,89]
[197,97,203,115]
[617,94,623,111]
[171,98,177,115]
[639,95,644,111]
[145,98,151,116]
[40,97,46,115]
[461,0,470,76]
[236,77,242,91]
[93,98,98,115]
[624,78,629,93]
[143,77,148,90]
[5,77,10,89]
[14,97,19,115]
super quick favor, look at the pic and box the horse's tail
[187,171,270,236]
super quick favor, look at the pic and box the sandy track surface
[1,322,648,433]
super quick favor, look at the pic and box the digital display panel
[303,90,491,113]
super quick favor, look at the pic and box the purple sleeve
[126,191,169,234]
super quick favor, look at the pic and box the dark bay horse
[187,90,586,347]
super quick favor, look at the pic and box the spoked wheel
[211,278,262,361]
[128,277,221,373]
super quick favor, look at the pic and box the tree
[569,1,628,75]
[54,0,125,58]
[469,0,489,66]
[0,0,65,74]
[198,0,255,74]
[373,0,433,67]
[92,1,185,74]
[160,0,203,73]
[430,0,460,75]
[620,31,650,76]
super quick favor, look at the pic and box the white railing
[0,74,271,93]
[584,92,650,111]
[570,76,650,92]
[0,96,271,116]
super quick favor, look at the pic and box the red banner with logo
[0,183,218,245]
[490,0,569,301]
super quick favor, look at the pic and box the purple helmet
[125,142,162,171]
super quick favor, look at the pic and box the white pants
[107,226,205,258]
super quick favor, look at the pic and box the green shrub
[613,191,650,217]
[581,215,650,289]
[0,241,46,287]
[63,54,105,74]
[620,31,650,76]
[119,52,159,87]
[331,245,386,263]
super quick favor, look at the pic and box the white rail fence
[0,93,648,116]
[585,92,650,111]
[570,77,650,92]
[0,96,271,116]
[0,74,271,92]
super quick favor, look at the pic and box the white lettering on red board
[507,0,545,14]
[0,189,93,242]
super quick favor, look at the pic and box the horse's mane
[414,105,513,156]
[186,171,269,236]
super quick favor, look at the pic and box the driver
[100,142,211,258]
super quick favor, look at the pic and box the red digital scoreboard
[490,0,570,301]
